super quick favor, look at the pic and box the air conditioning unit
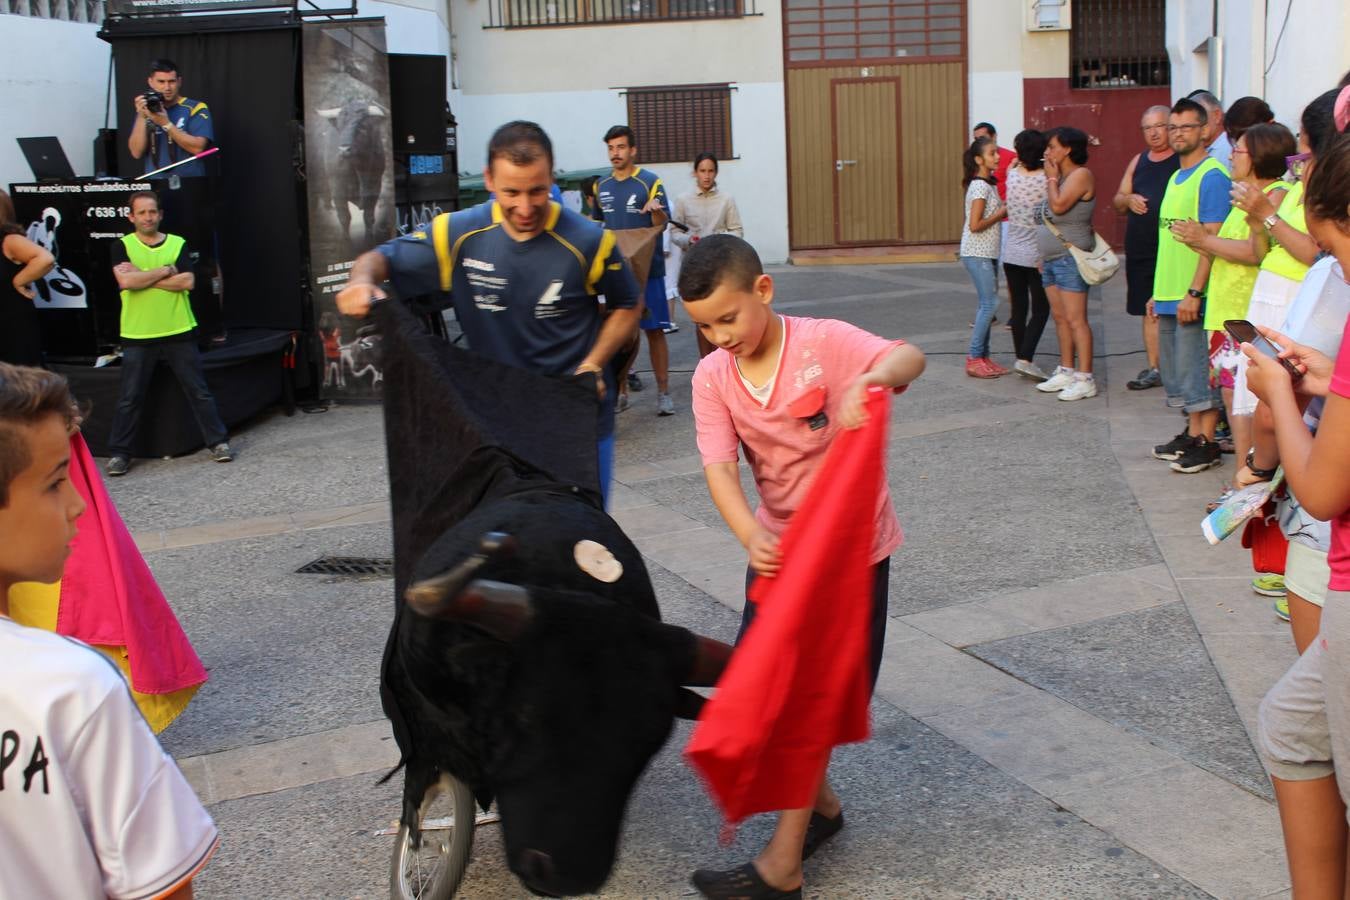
[1026,0,1071,31]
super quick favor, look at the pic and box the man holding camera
[128,59,214,179]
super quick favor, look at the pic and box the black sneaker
[627,373,644,392]
[209,442,234,463]
[1170,438,1222,474]
[1128,368,1162,390]
[1152,429,1192,461]
[106,455,130,477]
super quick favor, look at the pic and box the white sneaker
[1057,374,1098,401]
[1014,360,1050,381]
[1036,366,1074,392]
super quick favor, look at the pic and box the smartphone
[1223,319,1303,381]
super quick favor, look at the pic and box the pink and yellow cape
[8,434,207,733]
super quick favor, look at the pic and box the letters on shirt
[0,730,51,794]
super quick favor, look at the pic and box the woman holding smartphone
[1245,131,1350,900]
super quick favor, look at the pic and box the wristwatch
[1186,288,1204,299]
[1262,213,1280,231]
[1244,449,1278,481]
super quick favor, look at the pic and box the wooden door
[831,78,902,244]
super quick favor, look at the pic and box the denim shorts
[1041,253,1088,293]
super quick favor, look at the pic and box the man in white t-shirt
[0,363,217,899]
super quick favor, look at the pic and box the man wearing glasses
[1113,105,1180,390]
[1148,98,1232,474]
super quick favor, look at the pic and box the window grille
[3,0,105,21]
[1071,0,1170,89]
[784,0,962,64]
[489,0,752,28]
[624,84,733,164]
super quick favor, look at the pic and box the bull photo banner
[302,20,395,399]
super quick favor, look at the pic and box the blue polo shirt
[143,96,214,178]
[596,168,670,280]
[378,200,640,436]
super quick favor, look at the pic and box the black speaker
[388,54,448,155]
[93,128,119,178]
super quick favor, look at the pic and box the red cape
[686,389,889,823]
[56,434,207,695]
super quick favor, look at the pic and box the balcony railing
[486,0,756,29]
[3,0,106,21]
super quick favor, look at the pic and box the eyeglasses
[1166,124,1204,133]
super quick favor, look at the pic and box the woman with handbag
[1035,127,1099,401]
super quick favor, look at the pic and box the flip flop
[802,810,844,860]
[690,862,802,899]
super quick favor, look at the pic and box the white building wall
[966,0,1025,137]
[1166,0,1350,127]
[0,15,112,188]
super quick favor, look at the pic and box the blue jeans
[1156,314,1220,413]
[108,339,228,457]
[962,256,999,358]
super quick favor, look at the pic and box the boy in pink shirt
[681,235,925,899]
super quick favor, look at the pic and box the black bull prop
[375,300,733,896]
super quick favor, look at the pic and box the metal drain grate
[296,556,394,578]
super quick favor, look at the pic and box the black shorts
[1125,254,1155,317]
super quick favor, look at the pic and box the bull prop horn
[404,531,516,612]
[684,635,734,687]
[411,578,535,642]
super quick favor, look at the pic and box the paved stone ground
[107,262,1298,898]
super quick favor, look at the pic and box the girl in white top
[960,137,1007,378]
[673,154,744,357]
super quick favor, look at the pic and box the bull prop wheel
[389,773,476,899]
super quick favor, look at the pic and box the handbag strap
[1040,204,1077,252]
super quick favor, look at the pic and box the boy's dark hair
[487,120,554,170]
[1013,129,1046,170]
[604,125,635,146]
[1243,123,1297,180]
[1171,98,1208,124]
[1051,126,1090,164]
[148,58,180,77]
[678,234,762,301]
[693,152,719,173]
[962,136,995,187]
[1225,96,1274,144]
[1302,88,1342,156]
[1305,133,1350,230]
[0,364,78,507]
[127,190,160,213]
[973,121,996,136]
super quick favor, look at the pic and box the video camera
[142,90,166,114]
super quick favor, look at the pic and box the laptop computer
[17,137,77,182]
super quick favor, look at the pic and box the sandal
[691,862,802,899]
[802,810,844,860]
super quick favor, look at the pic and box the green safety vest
[119,233,196,340]
[1260,180,1310,283]
[1154,157,1229,304]
[1203,181,1287,331]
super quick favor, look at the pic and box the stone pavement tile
[636,524,744,576]
[1178,576,1297,638]
[288,500,389,530]
[195,719,398,804]
[874,630,1040,719]
[901,600,1034,647]
[1198,632,1298,738]
[133,530,166,552]
[193,770,401,899]
[608,503,705,539]
[1122,466,1227,501]
[158,514,296,550]
[1159,535,1255,579]
[612,460,670,484]
[1054,763,1288,899]
[682,559,749,611]
[153,524,393,760]
[919,690,1181,796]
[967,603,1271,798]
[176,753,213,805]
[657,452,707,476]
[1142,503,1210,538]
[606,481,654,512]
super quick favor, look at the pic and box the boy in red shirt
[682,235,925,899]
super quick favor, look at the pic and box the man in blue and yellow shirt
[127,59,214,179]
[596,126,676,417]
[336,121,640,500]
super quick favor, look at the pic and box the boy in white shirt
[0,363,217,899]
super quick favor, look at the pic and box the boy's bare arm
[705,461,782,576]
[840,343,926,429]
